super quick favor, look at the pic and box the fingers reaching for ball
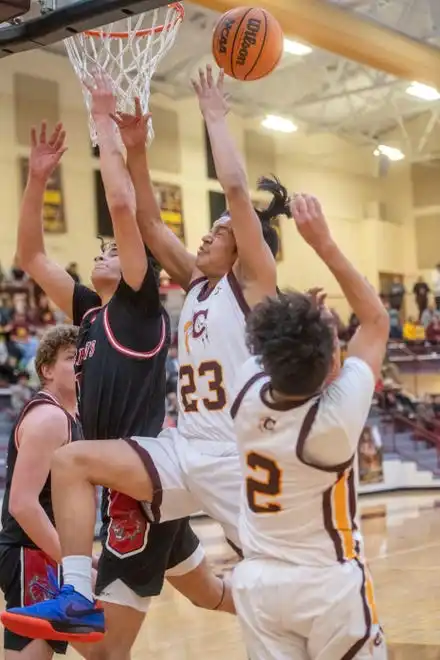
[290,194,333,252]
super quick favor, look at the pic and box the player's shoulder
[17,400,69,444]
[231,357,267,420]
[324,357,375,403]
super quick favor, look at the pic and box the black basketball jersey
[73,265,170,440]
[0,391,83,548]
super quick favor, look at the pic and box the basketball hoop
[64,3,184,146]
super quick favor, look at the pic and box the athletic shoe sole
[0,611,105,643]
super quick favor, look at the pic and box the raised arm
[192,66,276,294]
[111,99,196,291]
[87,73,147,291]
[9,405,68,563]
[290,194,389,381]
[17,123,74,318]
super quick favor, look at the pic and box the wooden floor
[2,491,440,659]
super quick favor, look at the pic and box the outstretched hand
[191,65,229,122]
[110,97,151,150]
[84,70,117,119]
[29,122,67,181]
[290,194,333,253]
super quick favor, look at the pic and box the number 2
[246,452,282,514]
[179,361,226,413]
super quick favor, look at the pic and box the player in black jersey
[7,76,233,658]
[0,325,82,658]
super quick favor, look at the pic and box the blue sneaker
[1,584,105,643]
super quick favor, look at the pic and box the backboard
[0,0,172,58]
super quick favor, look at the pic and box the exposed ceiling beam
[195,0,440,88]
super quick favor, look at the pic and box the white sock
[62,556,93,602]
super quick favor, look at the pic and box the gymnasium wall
[0,48,425,316]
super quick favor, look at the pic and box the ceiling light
[261,115,298,133]
[373,145,405,161]
[406,81,440,101]
[283,39,312,56]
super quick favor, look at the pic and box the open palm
[191,65,229,122]
[29,122,67,180]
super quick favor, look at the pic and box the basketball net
[64,3,184,146]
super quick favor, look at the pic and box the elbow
[108,197,135,217]
[9,495,30,522]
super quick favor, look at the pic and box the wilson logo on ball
[219,18,235,54]
[236,18,261,66]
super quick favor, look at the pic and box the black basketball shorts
[95,490,204,611]
[0,544,67,654]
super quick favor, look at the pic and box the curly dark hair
[246,291,335,397]
[255,175,291,259]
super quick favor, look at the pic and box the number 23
[179,361,226,412]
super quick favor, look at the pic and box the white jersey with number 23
[177,272,250,446]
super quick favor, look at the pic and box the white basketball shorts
[232,557,387,660]
[129,428,243,548]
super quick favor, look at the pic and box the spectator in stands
[33,292,56,330]
[0,294,13,337]
[381,354,402,386]
[402,317,425,343]
[389,277,405,311]
[7,255,28,285]
[9,371,33,417]
[432,263,440,311]
[10,312,38,366]
[420,306,440,329]
[386,302,402,339]
[66,261,81,284]
[413,277,430,318]
[426,316,440,344]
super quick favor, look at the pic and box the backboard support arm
[0,0,170,58]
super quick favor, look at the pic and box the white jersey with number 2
[177,273,250,446]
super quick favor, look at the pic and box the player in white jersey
[231,193,389,660]
[2,65,293,640]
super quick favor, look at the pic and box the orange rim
[84,2,184,39]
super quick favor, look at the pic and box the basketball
[212,7,284,81]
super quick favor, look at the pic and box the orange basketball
[212,7,284,81]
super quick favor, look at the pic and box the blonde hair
[35,324,78,384]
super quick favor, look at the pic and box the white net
[64,3,184,145]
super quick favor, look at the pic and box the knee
[51,441,92,477]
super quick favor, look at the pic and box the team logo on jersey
[259,417,276,431]
[75,340,96,367]
[184,310,209,353]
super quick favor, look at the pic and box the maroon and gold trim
[227,271,250,318]
[123,438,163,523]
[187,276,208,294]
[341,559,372,659]
[230,372,266,419]
[260,383,316,412]
[322,469,357,564]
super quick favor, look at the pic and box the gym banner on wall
[153,182,185,242]
[358,425,384,485]
[20,158,66,234]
